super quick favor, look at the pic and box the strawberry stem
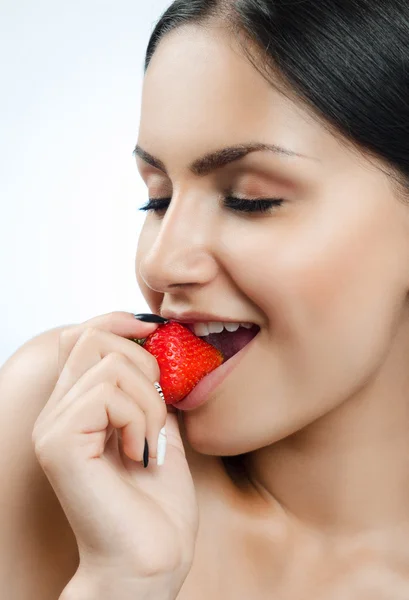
[133,338,146,346]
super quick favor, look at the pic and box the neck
[245,330,409,535]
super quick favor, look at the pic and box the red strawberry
[137,322,224,404]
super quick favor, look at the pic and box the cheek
[222,196,405,353]
[286,213,403,341]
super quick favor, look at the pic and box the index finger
[57,311,162,374]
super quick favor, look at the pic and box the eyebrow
[133,142,315,176]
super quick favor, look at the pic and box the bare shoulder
[0,326,79,599]
[1,325,68,398]
[0,325,72,447]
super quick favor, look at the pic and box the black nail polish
[143,438,149,468]
[134,313,168,324]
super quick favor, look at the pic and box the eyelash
[139,196,284,215]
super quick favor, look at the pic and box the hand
[32,311,199,591]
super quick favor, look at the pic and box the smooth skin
[2,21,409,600]
[0,314,198,600]
[32,320,197,585]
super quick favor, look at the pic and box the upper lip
[161,311,256,325]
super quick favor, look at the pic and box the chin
[181,416,242,456]
[180,392,344,458]
[180,412,264,457]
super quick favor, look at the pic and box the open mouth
[187,323,261,362]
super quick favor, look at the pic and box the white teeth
[193,322,210,337]
[223,322,241,333]
[208,321,225,334]
[192,321,254,337]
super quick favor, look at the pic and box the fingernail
[134,314,168,324]
[143,438,149,468]
[157,427,167,467]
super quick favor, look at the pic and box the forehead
[138,25,351,168]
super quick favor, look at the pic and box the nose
[138,194,219,294]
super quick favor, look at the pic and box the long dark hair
[145,0,409,196]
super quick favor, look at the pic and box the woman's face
[135,25,409,456]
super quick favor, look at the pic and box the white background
[0,0,172,366]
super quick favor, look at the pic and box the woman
[1,0,409,598]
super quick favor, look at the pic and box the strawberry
[136,322,224,404]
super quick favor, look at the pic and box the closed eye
[139,196,284,215]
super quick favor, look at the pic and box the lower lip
[172,333,259,411]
